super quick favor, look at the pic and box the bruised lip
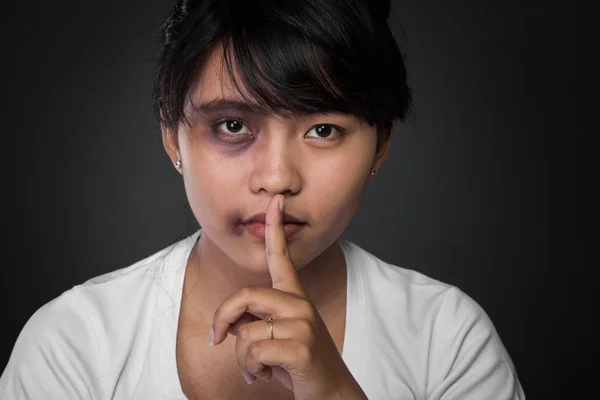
[241,222,305,240]
[237,212,307,240]
[240,212,304,225]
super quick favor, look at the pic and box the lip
[242,222,306,240]
[241,212,304,225]
[238,212,306,240]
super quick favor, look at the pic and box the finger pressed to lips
[265,194,305,296]
[264,195,288,260]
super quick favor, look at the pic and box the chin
[228,237,311,272]
[231,247,269,271]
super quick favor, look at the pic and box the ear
[161,123,181,173]
[372,119,397,172]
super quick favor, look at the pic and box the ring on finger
[264,316,274,339]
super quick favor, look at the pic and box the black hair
[152,0,412,145]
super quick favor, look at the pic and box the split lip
[240,212,306,225]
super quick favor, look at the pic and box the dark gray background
[2,0,568,398]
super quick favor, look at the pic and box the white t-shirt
[1,230,525,399]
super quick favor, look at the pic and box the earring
[370,168,376,176]
[175,160,181,169]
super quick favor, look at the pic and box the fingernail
[243,371,256,384]
[279,195,284,212]
[207,327,214,346]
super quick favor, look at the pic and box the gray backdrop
[3,0,564,398]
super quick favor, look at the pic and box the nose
[248,132,302,196]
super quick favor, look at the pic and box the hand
[209,194,367,400]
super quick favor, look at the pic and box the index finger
[264,194,305,297]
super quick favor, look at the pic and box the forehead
[187,45,311,123]
[185,43,364,125]
[191,45,259,108]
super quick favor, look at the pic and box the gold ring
[264,316,274,339]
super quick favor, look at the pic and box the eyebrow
[189,97,351,123]
[191,98,262,115]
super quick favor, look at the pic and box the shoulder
[341,239,504,326]
[0,232,198,399]
[426,288,525,399]
[74,232,197,321]
[340,240,525,399]
[0,287,104,398]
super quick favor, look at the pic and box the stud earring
[175,160,181,169]
[370,168,376,176]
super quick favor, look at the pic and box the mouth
[236,212,307,240]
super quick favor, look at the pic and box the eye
[305,124,344,140]
[216,119,249,135]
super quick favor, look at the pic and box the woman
[0,0,525,399]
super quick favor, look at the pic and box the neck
[182,233,347,327]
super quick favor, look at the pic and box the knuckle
[298,299,316,319]
[237,324,251,340]
[265,246,280,257]
[265,246,290,259]
[248,342,262,360]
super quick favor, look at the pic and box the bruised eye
[305,124,344,140]
[217,119,249,135]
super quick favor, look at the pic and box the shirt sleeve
[426,287,526,400]
[0,288,104,399]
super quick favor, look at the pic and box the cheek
[307,145,374,233]
[180,146,243,230]
[314,169,367,228]
[184,172,238,226]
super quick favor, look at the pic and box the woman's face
[163,48,390,271]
